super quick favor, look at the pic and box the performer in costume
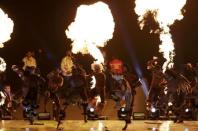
[12,65,45,124]
[22,51,37,70]
[147,57,165,104]
[0,84,14,119]
[89,63,106,116]
[44,69,64,128]
[60,51,74,77]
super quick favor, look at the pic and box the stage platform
[0,120,198,131]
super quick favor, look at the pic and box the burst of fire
[0,57,6,72]
[91,76,96,89]
[0,8,14,48]
[66,1,115,64]
[134,0,187,72]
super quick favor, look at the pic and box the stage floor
[0,120,197,131]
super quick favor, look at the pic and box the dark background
[0,0,197,83]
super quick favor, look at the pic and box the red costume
[109,59,124,74]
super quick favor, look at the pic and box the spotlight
[184,107,193,119]
[117,107,127,119]
[90,107,95,112]
[151,107,156,113]
[87,107,98,119]
[185,108,189,113]
[148,106,160,119]
[121,107,125,112]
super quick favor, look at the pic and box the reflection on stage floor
[0,120,198,131]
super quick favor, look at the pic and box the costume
[45,70,63,123]
[109,58,124,75]
[22,56,37,70]
[60,56,74,76]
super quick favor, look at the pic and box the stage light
[117,107,127,119]
[185,108,189,113]
[149,107,160,119]
[121,107,125,112]
[87,107,98,119]
[151,107,156,113]
[90,107,95,113]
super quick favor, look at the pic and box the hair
[91,63,104,73]
[3,82,11,89]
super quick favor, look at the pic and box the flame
[134,0,187,72]
[0,8,14,48]
[91,76,96,89]
[66,1,115,64]
[0,57,6,72]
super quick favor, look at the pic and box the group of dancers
[0,50,139,129]
[146,56,198,123]
[0,50,197,129]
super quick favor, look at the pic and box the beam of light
[110,1,149,96]
[66,1,115,64]
[139,78,149,97]
[134,0,187,72]
[124,36,149,97]
[0,57,6,72]
[0,8,14,48]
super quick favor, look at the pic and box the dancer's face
[4,85,11,93]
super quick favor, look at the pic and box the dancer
[88,63,106,118]
[12,65,45,124]
[0,84,14,119]
[44,69,63,129]
[22,51,37,70]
